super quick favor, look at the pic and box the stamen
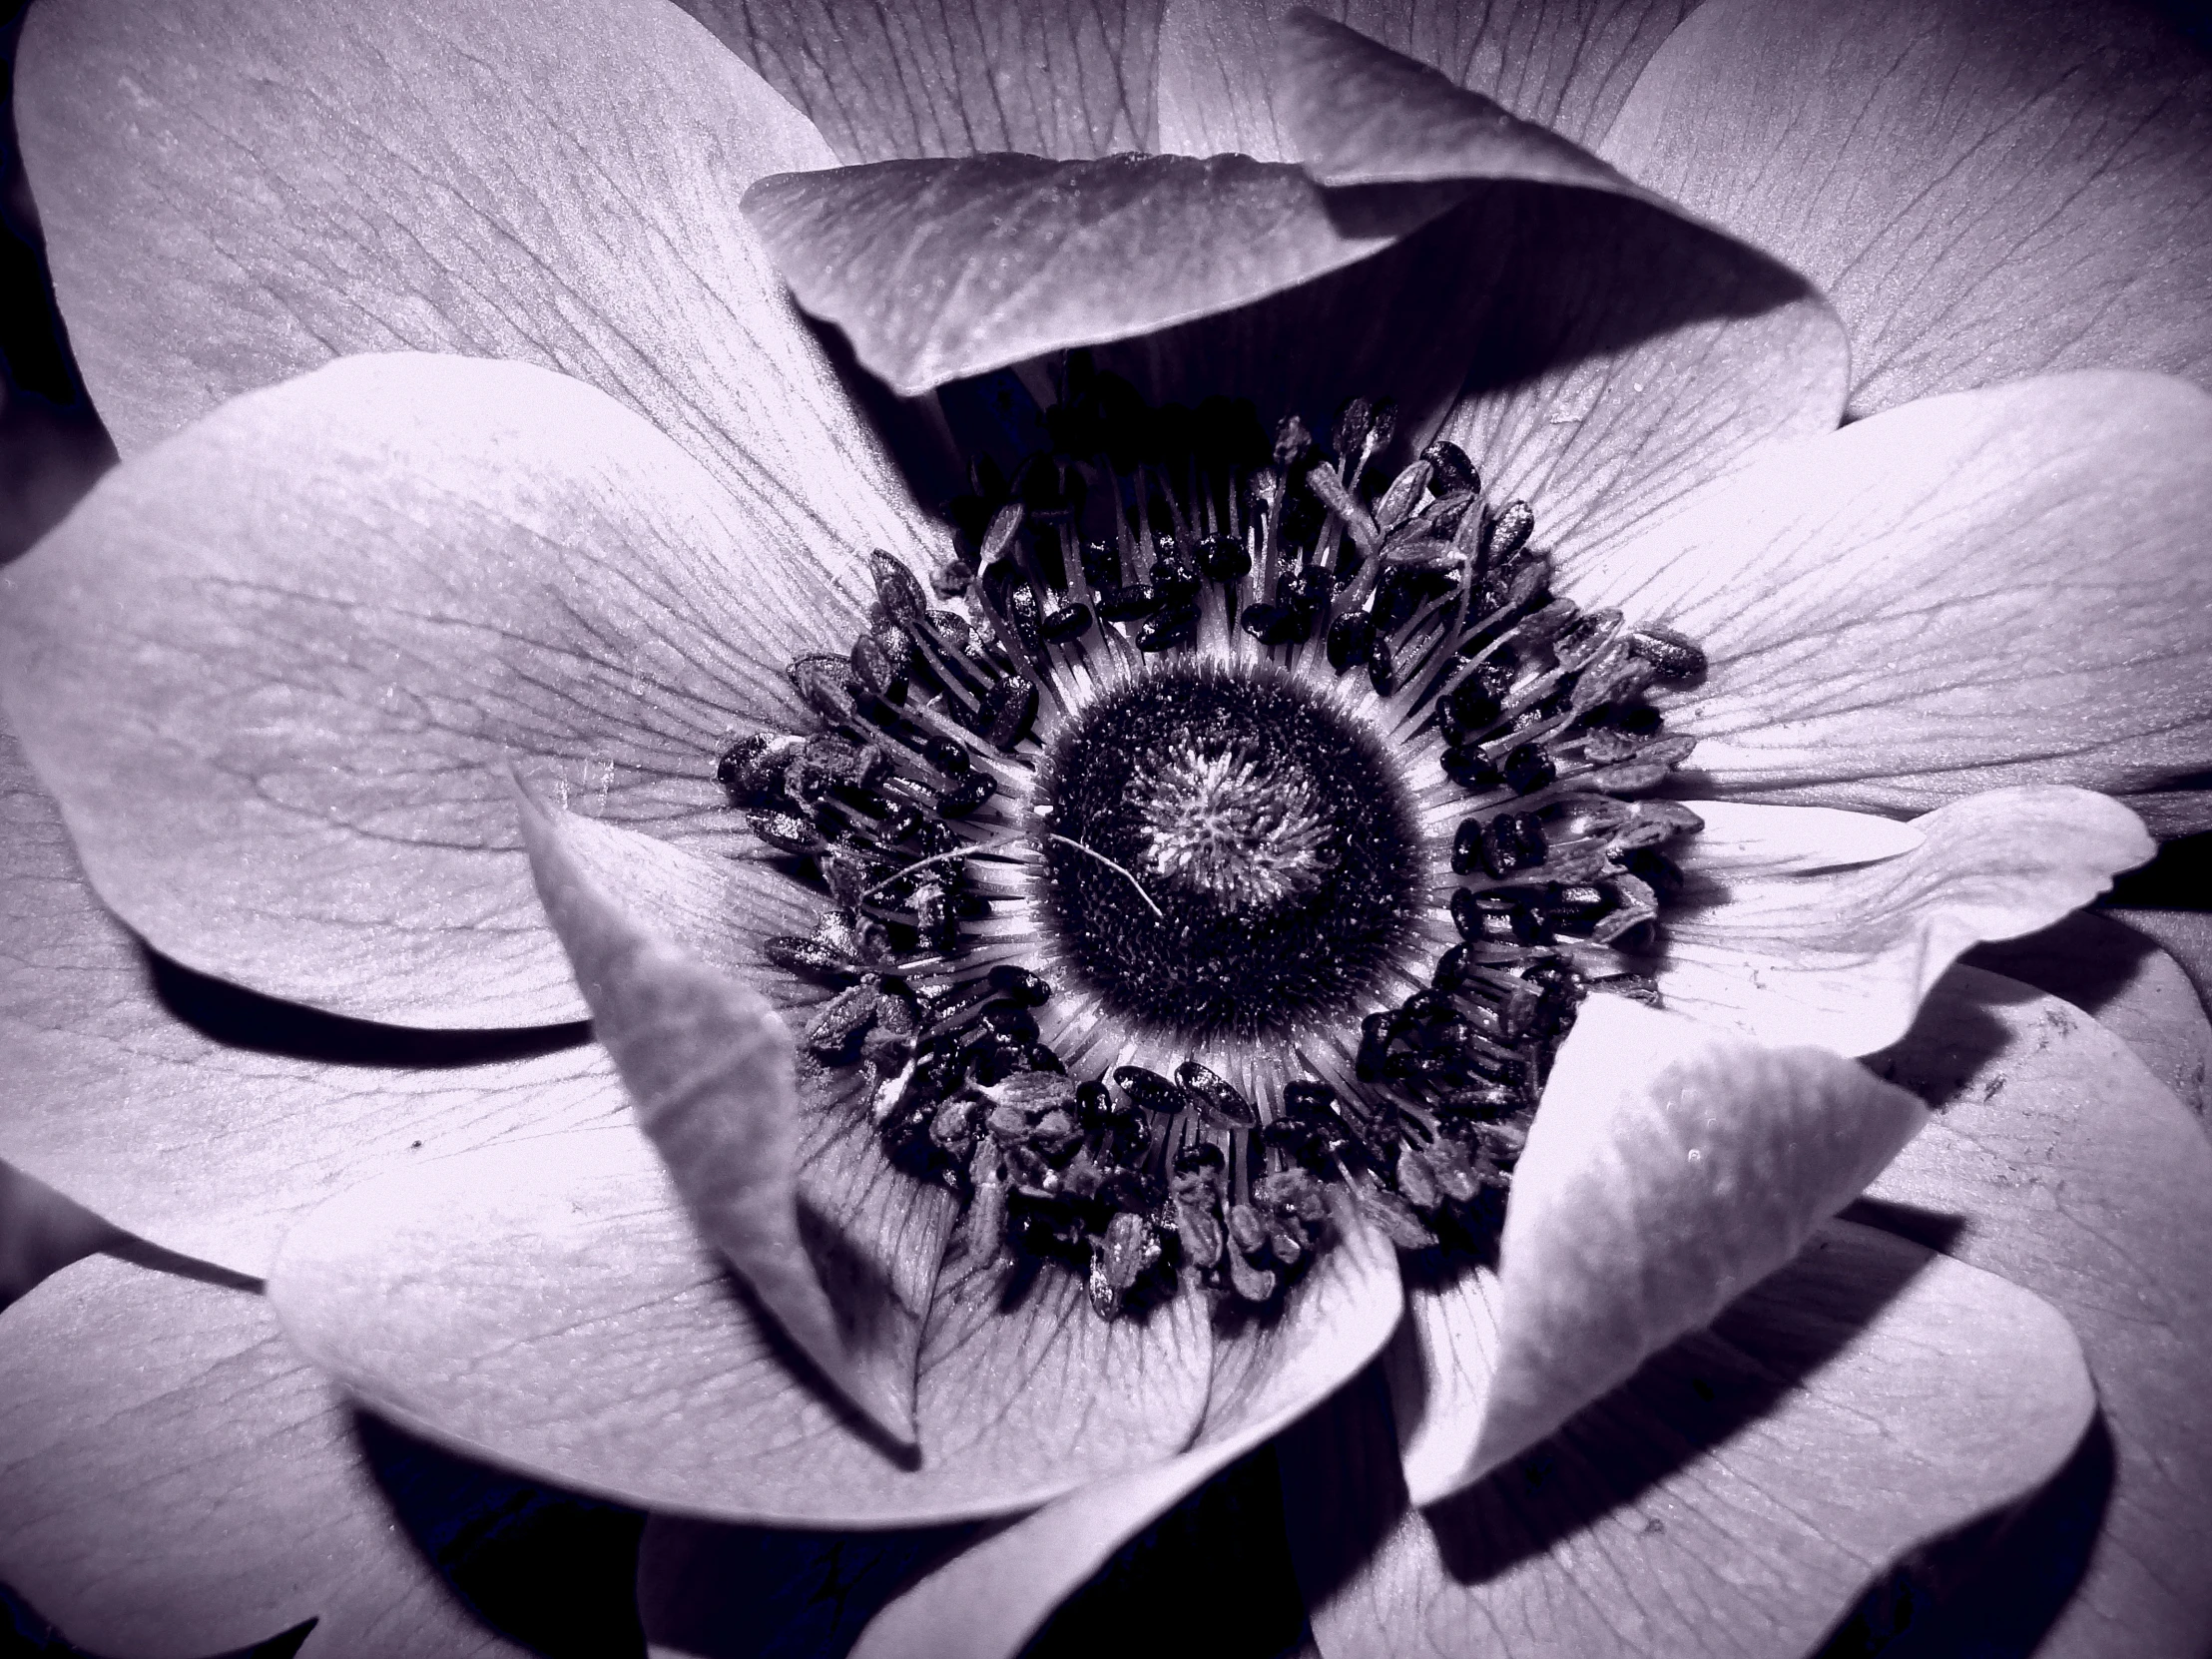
[724,360,1705,1318]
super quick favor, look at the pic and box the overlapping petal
[1602,0,2212,412]
[517,794,918,1446]
[16,0,924,558]
[1156,0,1694,159]
[1659,788,2151,1054]
[1868,967,2212,1657]
[0,351,893,1027]
[0,1258,642,1659]
[1392,996,1928,1503]
[269,1124,1217,1525]
[670,0,1161,163]
[0,718,619,1269]
[1286,1220,2092,1659]
[1576,370,2212,815]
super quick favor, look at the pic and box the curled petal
[744,152,1466,395]
[269,1125,1215,1525]
[1403,996,1927,1503]
[1603,0,2212,411]
[516,789,914,1445]
[1869,967,2212,1655]
[1290,1221,2093,1659]
[1660,787,2152,1055]
[1,351,876,1027]
[1583,371,2212,812]
[1274,9,1648,194]
[845,1202,1399,1659]
[1670,799,1924,875]
[0,720,619,1272]
[674,0,1159,163]
[17,0,926,552]
[1156,0,1695,159]
[1,1259,638,1658]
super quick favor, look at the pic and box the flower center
[720,360,1706,1318]
[1037,661,1419,1041]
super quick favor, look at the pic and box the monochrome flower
[1,1,2208,1655]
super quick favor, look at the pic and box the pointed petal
[0,1160,119,1309]
[517,789,913,1446]
[1,351,877,1027]
[744,152,1467,395]
[1868,966,2212,1656]
[673,0,1160,163]
[1666,799,1924,876]
[269,1125,1214,1524]
[1406,996,1927,1503]
[845,1202,1399,1659]
[0,1258,638,1658]
[1288,1219,2093,1659]
[1660,787,2152,1056]
[15,0,927,551]
[0,719,620,1273]
[1602,0,2212,412]
[1157,0,1695,160]
[1968,909,2212,1117]
[1275,11,1648,194]
[1583,371,2212,811]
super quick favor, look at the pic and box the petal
[1287,1219,2093,1659]
[1581,371,2212,811]
[2117,904,2212,1009]
[1867,966,2212,1656]
[1272,10,1650,194]
[0,717,620,1272]
[1659,787,2152,1056]
[0,351,888,1027]
[1601,0,2212,413]
[743,152,1467,395]
[517,790,914,1446]
[844,1202,1399,1659]
[1402,995,1927,1503]
[671,0,1160,163]
[0,1258,641,1658]
[269,1125,1215,1525]
[1156,0,1695,160]
[1668,799,1925,876]
[16,0,926,551]
[1968,909,2212,1117]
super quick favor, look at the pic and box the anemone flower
[2,1,2210,1657]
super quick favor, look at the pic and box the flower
[1,3,2209,1658]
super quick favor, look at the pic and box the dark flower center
[1037,660,1420,1042]
[719,359,1706,1319]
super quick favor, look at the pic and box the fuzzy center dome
[1038,662,1420,1042]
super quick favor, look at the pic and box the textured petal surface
[1273,10,1649,192]
[1969,909,2212,1117]
[1660,788,2152,1055]
[1156,0,1694,159]
[1581,371,2212,812]
[1288,1220,2093,1659]
[0,720,618,1271]
[672,0,1160,162]
[846,1204,1399,1659]
[0,1258,618,1659]
[1602,0,2212,412]
[1869,967,2212,1658]
[269,1125,1215,1525]
[15,0,924,544]
[1403,997,1928,1501]
[519,794,914,1445]
[0,352,884,1027]
[744,152,1466,395]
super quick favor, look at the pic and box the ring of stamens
[720,364,1706,1319]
